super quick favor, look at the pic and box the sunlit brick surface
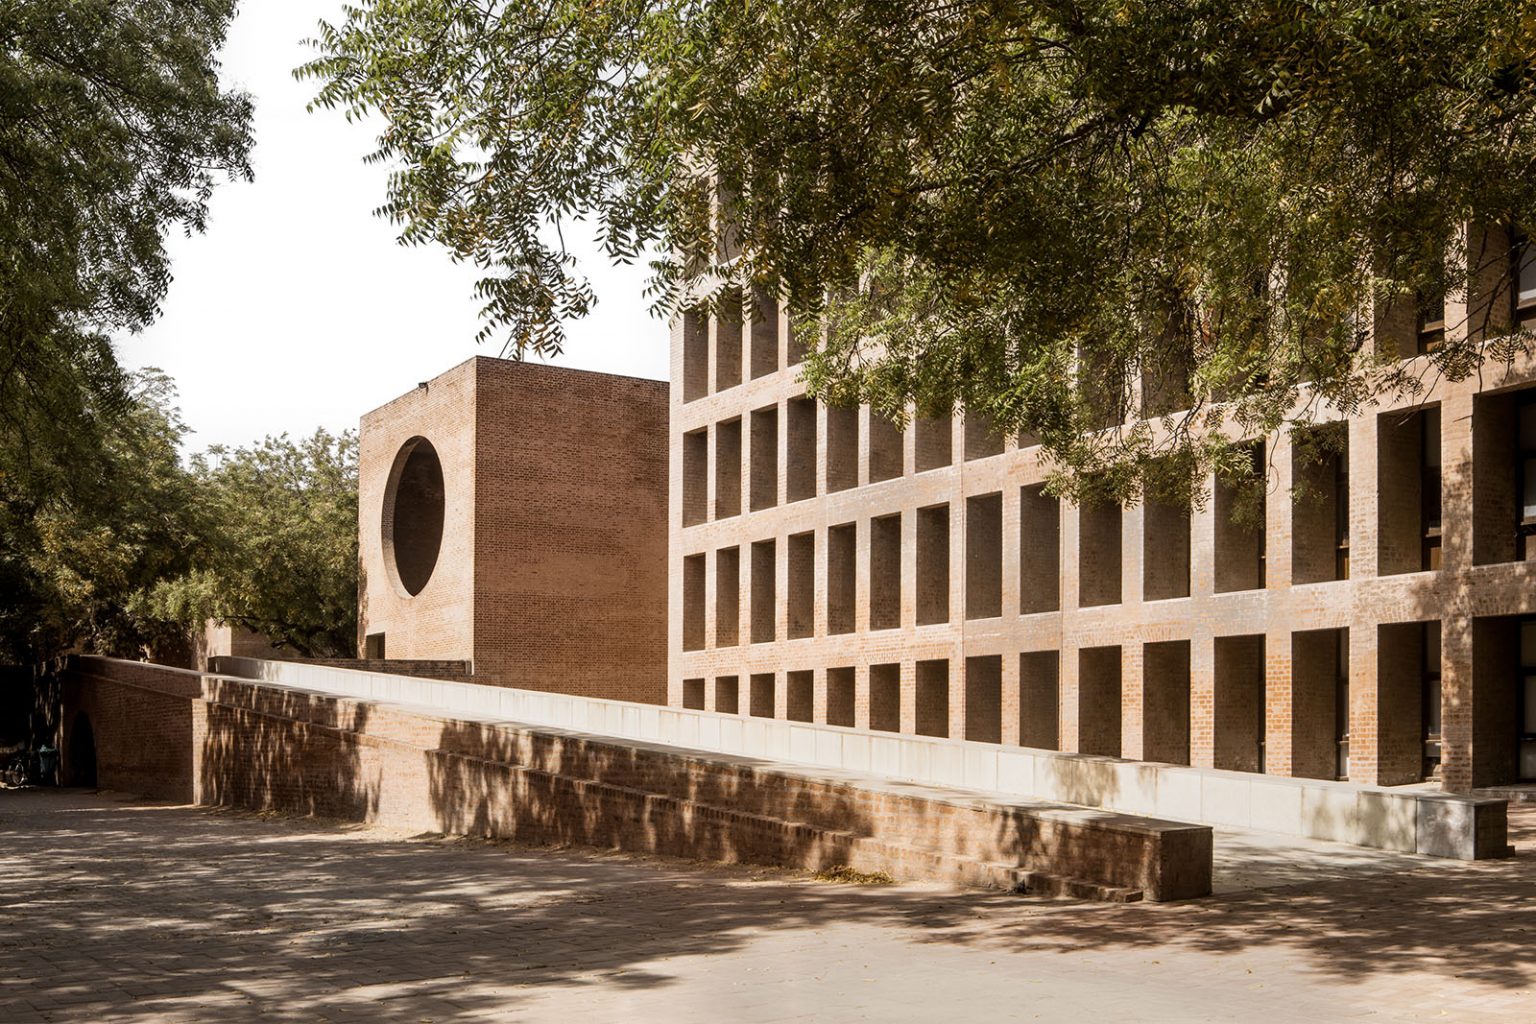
[361,357,669,703]
[668,290,1536,792]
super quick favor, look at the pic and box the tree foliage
[1,0,254,663]
[0,0,253,477]
[303,0,1536,501]
[143,431,360,660]
[0,372,203,664]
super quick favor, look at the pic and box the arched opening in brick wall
[382,437,445,597]
[68,712,96,788]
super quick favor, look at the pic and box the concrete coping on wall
[205,656,1510,860]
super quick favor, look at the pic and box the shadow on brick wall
[424,718,877,871]
[199,682,382,822]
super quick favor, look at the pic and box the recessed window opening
[750,405,779,511]
[870,664,901,732]
[916,660,950,737]
[715,546,740,647]
[1520,394,1536,561]
[916,504,951,625]
[787,397,817,502]
[1513,228,1536,330]
[868,412,905,482]
[1020,485,1060,613]
[383,437,445,597]
[870,513,902,630]
[965,493,1003,619]
[750,284,778,379]
[826,667,856,727]
[716,291,743,391]
[787,531,815,639]
[1417,290,1446,353]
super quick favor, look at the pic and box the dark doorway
[68,713,97,788]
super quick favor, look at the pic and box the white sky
[121,1,667,455]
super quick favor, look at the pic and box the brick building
[667,230,1536,792]
[359,357,669,703]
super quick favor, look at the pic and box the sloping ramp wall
[59,656,1212,901]
[212,656,1509,861]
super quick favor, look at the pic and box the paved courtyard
[1,788,1532,1023]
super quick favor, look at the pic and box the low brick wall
[59,657,1212,901]
[61,660,203,801]
[283,658,474,682]
[215,656,1512,860]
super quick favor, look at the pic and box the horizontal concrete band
[210,656,1509,859]
[69,657,1209,900]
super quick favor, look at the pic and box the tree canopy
[143,430,360,660]
[0,372,202,665]
[0,0,253,473]
[303,0,1536,502]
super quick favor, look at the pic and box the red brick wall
[358,358,668,704]
[472,360,668,702]
[58,657,1210,900]
[358,359,479,665]
[63,660,203,802]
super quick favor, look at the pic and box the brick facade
[57,657,1211,900]
[359,357,669,703]
[668,253,1536,793]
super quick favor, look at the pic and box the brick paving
[1,788,1532,1023]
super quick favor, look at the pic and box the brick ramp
[62,658,1212,902]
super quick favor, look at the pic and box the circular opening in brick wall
[382,437,445,597]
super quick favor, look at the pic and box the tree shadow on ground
[0,790,1532,1023]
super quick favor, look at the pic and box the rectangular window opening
[682,678,706,710]
[917,504,951,625]
[715,675,740,715]
[1077,497,1123,607]
[826,667,856,727]
[964,655,1002,743]
[1291,425,1349,584]
[916,659,950,738]
[870,513,903,630]
[1377,406,1440,575]
[682,307,708,402]
[787,531,815,639]
[749,672,776,718]
[827,523,856,635]
[715,417,742,519]
[1142,640,1191,766]
[1077,646,1123,757]
[870,663,901,732]
[749,405,779,511]
[964,412,1004,461]
[1213,635,1266,773]
[682,428,708,527]
[715,291,742,392]
[1020,485,1061,613]
[682,553,705,651]
[750,539,776,644]
[826,404,860,492]
[868,412,905,482]
[1473,387,1536,564]
[1019,651,1060,750]
[750,283,779,379]
[915,415,953,472]
[786,670,814,722]
[1291,628,1349,781]
[1214,442,1266,593]
[714,547,740,647]
[1142,488,1191,601]
[786,397,817,502]
[965,493,1003,619]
